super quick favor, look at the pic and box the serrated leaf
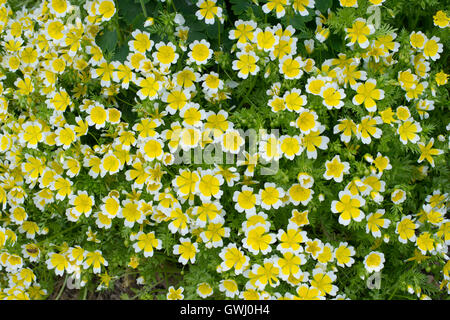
[282,12,314,29]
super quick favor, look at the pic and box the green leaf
[282,12,314,29]
[173,0,197,15]
[96,29,118,54]
[188,30,207,42]
[119,0,142,24]
[316,0,333,12]
[205,20,222,39]
[113,43,130,63]
[229,0,252,15]
[185,14,207,32]
[130,13,146,29]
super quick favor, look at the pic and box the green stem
[163,271,168,288]
[217,22,221,73]
[388,286,399,300]
[237,77,257,109]
[116,95,135,107]
[140,0,148,18]
[171,0,177,12]
[88,131,101,146]
[82,285,88,300]
[223,68,235,81]
[38,222,81,246]
[148,288,167,296]
[55,275,68,300]
[114,15,124,44]
[128,84,138,93]
[218,21,221,49]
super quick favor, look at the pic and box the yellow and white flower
[136,75,161,100]
[201,71,223,94]
[416,232,436,254]
[242,224,276,255]
[233,186,260,214]
[96,0,116,21]
[86,102,108,129]
[232,51,260,79]
[433,10,449,28]
[423,36,443,61]
[276,227,307,254]
[292,109,319,134]
[333,118,357,143]
[331,190,365,226]
[352,79,384,112]
[363,251,385,273]
[100,195,122,219]
[259,182,284,210]
[323,155,350,183]
[366,209,390,238]
[356,115,383,145]
[310,268,338,296]
[188,39,213,65]
[292,0,314,15]
[69,190,94,217]
[396,215,418,244]
[391,189,407,204]
[167,286,184,300]
[279,55,304,80]
[219,243,250,275]
[200,219,230,248]
[320,82,345,109]
[83,250,108,274]
[195,0,222,25]
[132,231,162,258]
[229,20,257,47]
[259,133,282,162]
[302,125,330,159]
[334,242,356,267]
[345,18,374,49]
[254,27,278,52]
[221,129,244,154]
[196,169,224,201]
[397,118,422,144]
[280,135,302,160]
[129,30,153,53]
[219,279,239,298]
[153,42,179,68]
[196,282,214,298]
[46,252,70,276]
[284,88,307,112]
[119,199,145,228]
[173,237,198,265]
[262,0,290,18]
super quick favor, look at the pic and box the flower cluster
[0,0,448,300]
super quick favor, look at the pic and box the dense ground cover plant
[0,0,448,300]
